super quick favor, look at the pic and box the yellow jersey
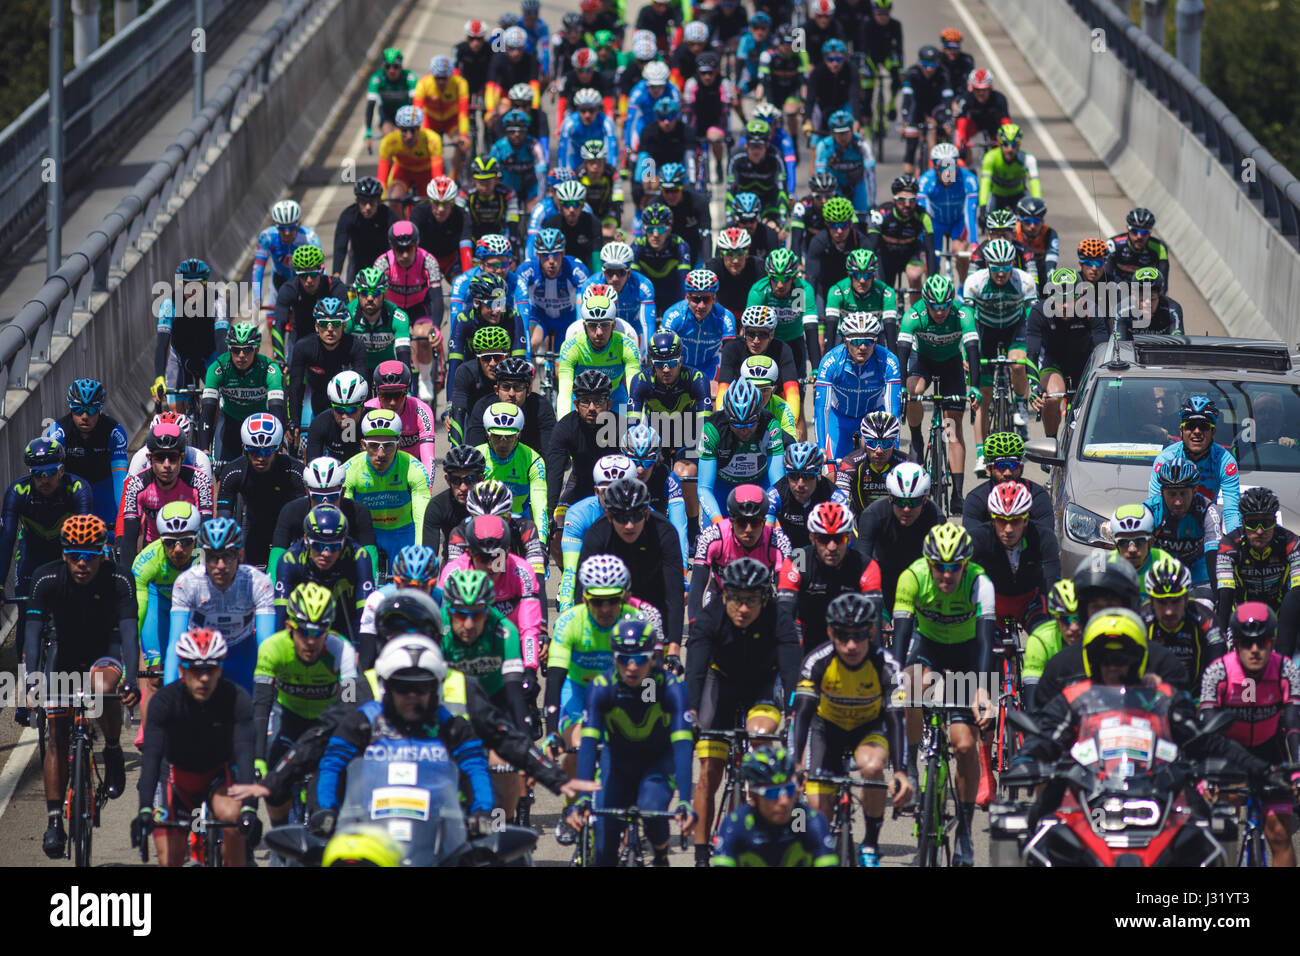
[377,128,444,187]
[413,74,470,136]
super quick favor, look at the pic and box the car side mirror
[1024,437,1064,468]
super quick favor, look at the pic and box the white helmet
[152,412,194,442]
[741,354,779,385]
[838,311,883,340]
[600,241,634,268]
[593,453,635,485]
[739,304,777,330]
[175,627,229,664]
[156,500,202,537]
[572,87,602,109]
[642,61,670,86]
[375,634,448,694]
[578,554,631,594]
[581,290,618,322]
[930,142,959,167]
[633,36,658,60]
[240,412,284,449]
[304,456,347,492]
[327,370,369,406]
[885,461,932,499]
[483,401,524,435]
[271,199,301,226]
[1110,503,1155,537]
[683,20,708,43]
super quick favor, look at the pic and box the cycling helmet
[891,174,919,196]
[444,444,487,476]
[1145,555,1191,600]
[812,0,835,14]
[727,483,769,520]
[503,25,527,48]
[572,369,612,397]
[658,163,686,187]
[930,142,959,167]
[826,109,853,133]
[968,68,994,90]
[176,258,211,281]
[807,501,853,536]
[982,238,1017,267]
[382,48,405,65]
[654,97,681,120]
[775,24,796,45]
[175,627,228,664]
[918,44,941,63]
[921,274,955,308]
[593,453,636,485]
[60,513,107,548]
[572,86,602,109]
[923,523,974,563]
[765,247,798,281]
[1240,487,1280,520]
[503,110,531,131]
[604,477,651,513]
[471,155,501,180]
[985,208,1017,231]
[562,11,583,28]
[429,55,453,78]
[323,827,403,868]
[750,11,772,27]
[620,423,662,463]
[684,20,709,43]
[146,421,186,454]
[67,378,106,409]
[722,378,762,425]
[152,411,193,443]
[1081,608,1149,679]
[360,408,401,439]
[156,500,202,537]
[443,568,494,611]
[809,171,838,196]
[826,592,880,631]
[387,220,419,249]
[271,199,301,226]
[642,61,670,86]
[374,590,444,642]
[741,354,780,387]
[240,412,283,450]
[612,616,658,655]
[463,513,512,561]
[822,39,847,56]
[579,554,631,596]
[493,357,534,385]
[648,330,684,362]
[471,326,512,359]
[987,481,1033,518]
[1110,503,1155,537]
[198,516,243,551]
[886,461,931,499]
[304,456,347,493]
[1232,601,1277,645]
[1133,265,1166,294]
[1077,237,1109,260]
[286,581,338,636]
[1179,395,1218,426]
[634,37,660,61]
[292,244,324,272]
[739,305,778,332]
[995,122,1022,147]
[577,139,608,165]
[1047,267,1080,296]
[1047,579,1078,618]
[465,479,514,517]
[548,167,576,189]
[524,224,563,255]
[753,103,780,124]
[1016,196,1047,220]
[1072,550,1141,613]
[228,323,261,348]
[740,743,795,787]
[983,432,1024,460]
[730,193,762,220]
[838,311,883,340]
[718,556,772,592]
[642,203,673,227]
[860,410,901,445]
[685,268,720,295]
[599,241,634,268]
[941,27,963,44]
[821,196,855,224]
[304,503,348,543]
[580,291,617,322]
[746,118,772,139]
[395,105,424,130]
[845,248,879,275]
[1126,207,1156,230]
[351,267,388,299]
[783,441,825,476]
[715,226,752,251]
[555,180,588,203]
[375,634,447,691]
[1155,458,1199,489]
[327,370,368,407]
[469,273,507,307]
[483,401,524,435]
[313,296,349,322]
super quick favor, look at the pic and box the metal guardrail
[1067,0,1300,248]
[0,0,322,416]
[0,0,242,255]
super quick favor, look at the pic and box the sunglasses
[64,548,102,562]
[1181,420,1214,433]
[892,495,923,508]
[450,608,487,620]
[614,652,652,666]
[1055,612,1081,627]
[845,337,874,348]
[824,55,844,63]
[862,438,896,450]
[731,515,765,528]
[315,319,344,330]
[993,514,1028,524]
[609,508,648,524]
[754,782,798,800]
[1236,635,1275,650]
[687,294,714,304]
[990,458,1022,471]
[602,267,629,277]
[181,663,222,674]
[743,328,772,340]
[788,470,819,481]
[831,628,873,645]
[646,226,670,235]
[721,249,748,257]
[245,446,276,458]
[652,359,680,370]
[309,539,343,554]
[1244,520,1276,533]
[333,403,361,415]
[363,440,398,451]
[478,352,508,363]
[1129,228,1150,237]
[162,536,197,549]
[989,264,1014,274]
[1019,217,1042,226]
[31,465,61,477]
[1117,537,1151,549]
[205,547,241,562]
[723,590,764,606]
[927,559,966,573]
[1079,258,1105,268]
[828,221,852,231]
[152,452,183,463]
[584,320,614,331]
[578,107,598,114]
[919,60,938,68]
[560,201,585,209]
[586,595,624,608]
[229,346,257,356]
[847,270,873,281]
[812,533,851,546]
[70,404,103,416]
[660,184,683,192]
[539,251,564,261]
[310,490,342,503]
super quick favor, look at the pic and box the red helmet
[968,68,994,90]
[988,481,1033,518]
[807,501,853,536]
[175,627,229,665]
[465,19,488,38]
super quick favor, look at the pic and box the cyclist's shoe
[43,816,66,859]
[859,845,881,867]
[976,740,996,808]
[133,722,145,748]
[1013,400,1028,428]
[554,819,577,846]
[954,829,975,867]
[652,850,670,867]
[102,745,126,800]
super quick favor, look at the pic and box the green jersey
[202,352,285,421]
[366,68,418,129]
[438,605,523,699]
[960,268,1036,329]
[550,601,641,686]
[254,628,357,721]
[557,329,640,413]
[342,449,430,536]
[824,278,899,336]
[978,147,1041,204]
[1023,618,1064,685]
[1109,547,1173,600]
[893,557,995,644]
[475,442,549,541]
[345,300,411,371]
[768,395,797,437]
[747,276,818,344]
[131,539,199,665]
[897,299,979,362]
[698,411,784,487]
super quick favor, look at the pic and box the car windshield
[1078,375,1300,472]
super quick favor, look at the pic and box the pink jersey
[375,249,441,315]
[365,394,436,485]
[439,551,542,669]
[692,519,790,578]
[1200,651,1300,749]
[117,465,214,544]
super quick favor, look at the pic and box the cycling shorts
[907,353,966,408]
[559,676,588,734]
[931,217,970,243]
[694,667,782,760]
[1244,740,1296,817]
[904,634,980,725]
[803,713,890,796]
[42,655,123,719]
[267,705,315,770]
[1037,351,1088,392]
[877,246,924,283]
[821,409,864,463]
[390,168,433,197]
[156,764,232,821]
[977,317,1027,387]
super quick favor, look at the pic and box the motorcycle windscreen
[1070,686,1178,781]
[338,753,469,866]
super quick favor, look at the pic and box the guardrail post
[1175,0,1204,78]
[194,0,207,117]
[71,0,101,66]
[46,0,64,281]
[1141,0,1166,46]
[114,0,137,33]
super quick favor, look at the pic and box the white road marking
[0,728,39,823]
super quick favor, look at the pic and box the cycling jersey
[132,539,198,666]
[970,522,1059,624]
[893,557,994,655]
[814,135,877,214]
[126,445,213,489]
[1149,442,1241,534]
[167,564,275,687]
[200,353,286,448]
[778,546,881,652]
[363,395,436,485]
[545,600,644,733]
[287,332,369,426]
[813,341,902,461]
[215,454,305,567]
[374,248,444,322]
[757,47,808,108]
[1024,298,1109,384]
[489,134,548,200]
[689,519,792,623]
[272,539,374,643]
[446,511,546,579]
[579,272,656,346]
[978,148,1041,207]
[625,79,683,152]
[1146,492,1221,586]
[344,299,412,373]
[253,628,357,728]
[696,409,786,523]
[961,267,1036,329]
[747,275,818,359]
[661,299,737,381]
[632,234,691,310]
[952,89,1010,151]
[1200,651,1300,754]
[918,165,979,252]
[154,293,230,394]
[1015,223,1061,287]
[835,447,909,515]
[895,299,980,368]
[463,184,524,243]
[556,329,640,413]
[514,255,590,339]
[0,473,92,595]
[366,67,417,129]
[436,604,526,707]
[579,163,625,224]
[1106,232,1170,281]
[341,450,431,557]
[711,803,837,866]
[715,337,800,418]
[1214,526,1300,619]
[23,559,136,681]
[377,128,444,190]
[792,639,904,767]
[725,147,789,219]
[865,202,938,276]
[272,274,351,365]
[412,73,470,135]
[474,443,548,542]
[410,201,474,276]
[1140,600,1224,693]
[559,109,620,171]
[118,465,214,567]
[251,224,322,307]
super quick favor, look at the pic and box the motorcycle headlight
[1065,501,1109,547]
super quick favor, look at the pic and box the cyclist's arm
[252,647,278,766]
[409,460,432,544]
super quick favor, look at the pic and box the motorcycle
[989,695,1240,867]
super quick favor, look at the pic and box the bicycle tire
[991,389,1013,436]
[925,420,947,513]
[1249,825,1267,868]
[71,736,93,867]
[916,746,939,867]
[836,798,856,867]
[206,821,223,868]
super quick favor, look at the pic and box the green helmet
[985,208,1017,231]
[745,118,771,139]
[286,581,337,635]
[982,237,1017,266]
[1048,266,1079,292]
[353,266,389,296]
[822,196,855,224]
[765,247,798,280]
[382,47,404,66]
[996,122,1022,147]
[228,322,262,347]
[922,523,974,564]
[443,568,495,611]
[845,248,878,275]
[292,245,325,273]
[471,325,512,355]
[921,274,955,308]
[983,431,1025,459]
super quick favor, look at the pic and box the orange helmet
[1077,237,1108,261]
[61,514,108,548]
[940,28,962,45]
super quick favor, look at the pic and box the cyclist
[969,207,1035,274]
[489,111,547,212]
[1144,458,1221,592]
[134,628,259,867]
[892,523,994,865]
[422,447,484,564]
[855,460,942,611]
[814,109,876,222]
[560,50,614,125]
[1214,486,1300,635]
[542,179,603,271]
[556,290,640,413]
[762,443,839,551]
[565,617,695,866]
[618,424,690,559]
[813,311,902,462]
[305,372,366,465]
[377,105,443,214]
[725,120,789,231]
[788,172,837,260]
[895,273,980,510]
[555,454,636,610]
[1025,267,1109,441]
[897,45,952,177]
[961,238,1036,471]
[657,163,712,266]
[411,176,474,280]
[365,48,417,143]
[662,267,738,384]
[560,87,620,171]
[214,413,306,568]
[474,403,549,542]
[918,142,979,286]
[836,411,909,515]
[545,369,613,543]
[1149,395,1242,534]
[272,505,374,644]
[150,259,230,410]
[270,456,377,575]
[691,481,792,618]
[937,28,974,96]
[756,26,808,154]
[448,479,547,582]
[1012,196,1058,286]
[633,203,692,307]
[455,20,494,98]
[413,56,471,183]
[250,199,322,315]
[486,26,542,117]
[633,98,696,208]
[253,582,357,827]
[446,272,529,392]
[364,360,437,483]
[952,68,1010,163]
[791,591,907,866]
[717,305,799,419]
[687,557,799,864]
[697,381,786,524]
[865,174,938,319]
[1199,602,1300,866]
[1140,555,1224,693]
[801,38,863,155]
[747,247,817,390]
[197,322,285,461]
[344,267,412,378]
[118,422,214,569]
[332,178,394,284]
[777,500,881,649]
[1108,504,1176,594]
[463,156,523,245]
[342,409,431,561]
[724,191,781,260]
[961,431,1056,541]
[583,242,657,347]
[824,247,898,357]
[1022,579,1083,710]
[805,197,870,317]
[858,0,904,125]
[1117,265,1183,338]
[576,140,624,238]
[1106,206,1170,282]
[287,297,368,441]
[272,244,350,369]
[736,10,773,94]
[684,52,744,183]
[464,357,555,452]
[976,122,1040,220]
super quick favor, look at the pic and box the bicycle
[861,57,893,164]
[139,797,244,867]
[696,724,786,839]
[990,617,1023,777]
[489,761,536,830]
[39,687,118,868]
[534,349,561,407]
[913,703,963,867]
[576,807,686,867]
[805,764,889,867]
[152,383,206,421]
[904,392,972,516]
[980,350,1019,438]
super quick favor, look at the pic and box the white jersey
[171,564,274,647]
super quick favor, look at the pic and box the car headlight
[1064,502,1109,546]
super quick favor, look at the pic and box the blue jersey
[449,265,519,323]
[1145,492,1221,586]
[1149,442,1242,535]
[711,803,837,867]
[918,166,979,252]
[579,272,657,346]
[814,343,902,460]
[42,417,129,529]
[523,17,551,75]
[251,224,321,304]
[514,255,590,330]
[489,135,548,199]
[625,80,682,150]
[813,135,877,210]
[736,33,773,92]
[559,110,619,171]
[661,300,737,378]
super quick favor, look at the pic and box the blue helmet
[392,544,439,586]
[303,503,348,542]
[659,162,686,186]
[730,192,762,220]
[25,436,65,468]
[648,330,684,362]
[1180,395,1218,427]
[783,441,825,475]
[620,423,661,464]
[653,97,679,119]
[612,616,658,655]
[723,378,762,425]
[312,296,348,320]
[67,378,106,409]
[547,166,576,188]
[828,109,854,132]
[822,38,847,56]
[535,228,566,253]
[176,258,211,281]
[1156,458,1200,488]
[198,516,243,550]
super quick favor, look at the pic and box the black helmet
[603,476,650,512]
[918,44,941,62]
[462,513,512,556]
[612,616,658,655]
[1230,601,1277,645]
[1072,551,1141,614]
[1126,207,1156,230]
[891,174,919,195]
[572,369,612,397]
[718,557,771,592]
[727,484,769,520]
[374,589,443,642]
[469,273,506,303]
[24,437,65,468]
[809,171,837,196]
[443,443,486,475]
[1240,486,1279,520]
[354,176,384,199]
[826,592,880,632]
[494,357,534,384]
[1015,196,1047,219]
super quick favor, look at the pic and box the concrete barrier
[987,0,1300,346]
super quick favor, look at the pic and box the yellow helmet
[1081,608,1148,680]
[322,826,403,867]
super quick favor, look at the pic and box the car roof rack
[1131,335,1294,372]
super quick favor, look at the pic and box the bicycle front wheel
[916,752,940,867]
[925,426,947,514]
[836,802,856,867]
[991,390,1014,436]
[71,738,93,867]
